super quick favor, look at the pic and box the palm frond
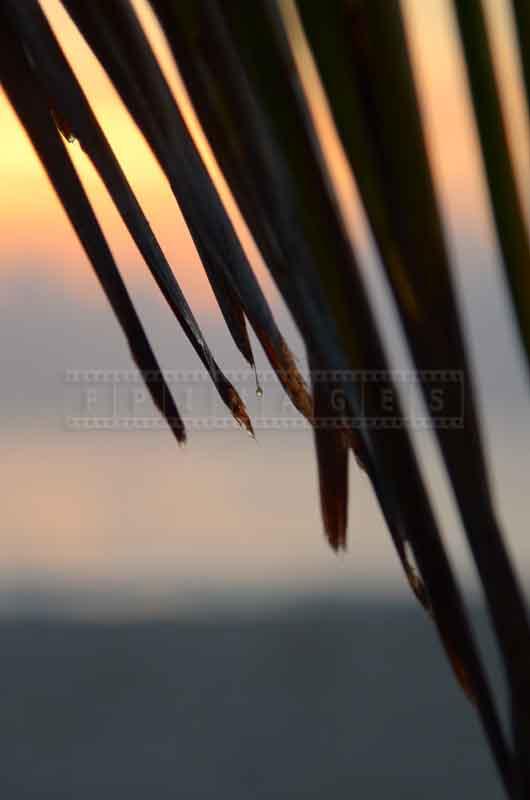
[512,0,530,126]
[297,0,530,788]
[454,0,530,373]
[60,0,312,420]
[0,5,185,443]
[1,0,529,795]
[155,1,517,786]
[4,0,255,433]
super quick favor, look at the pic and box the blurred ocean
[1,596,505,799]
[1,0,529,791]
[0,256,527,797]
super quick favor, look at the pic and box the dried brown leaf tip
[403,561,430,611]
[227,385,254,437]
[311,371,349,552]
[318,425,349,551]
[263,335,313,420]
[437,624,477,704]
[320,461,348,551]
[403,562,476,702]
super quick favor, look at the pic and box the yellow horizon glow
[0,0,528,308]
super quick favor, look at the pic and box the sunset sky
[0,0,528,306]
[1,11,527,797]
[0,0,529,597]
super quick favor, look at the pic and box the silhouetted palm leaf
[455,0,530,373]
[1,0,529,795]
[4,0,255,433]
[61,0,312,420]
[151,2,514,787]
[0,5,185,443]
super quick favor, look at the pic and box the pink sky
[0,0,529,596]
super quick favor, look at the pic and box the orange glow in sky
[0,0,528,308]
[0,0,270,310]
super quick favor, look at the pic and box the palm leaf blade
[0,11,185,443]
[148,4,513,782]
[5,0,254,433]
[454,0,530,369]
[60,0,312,420]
